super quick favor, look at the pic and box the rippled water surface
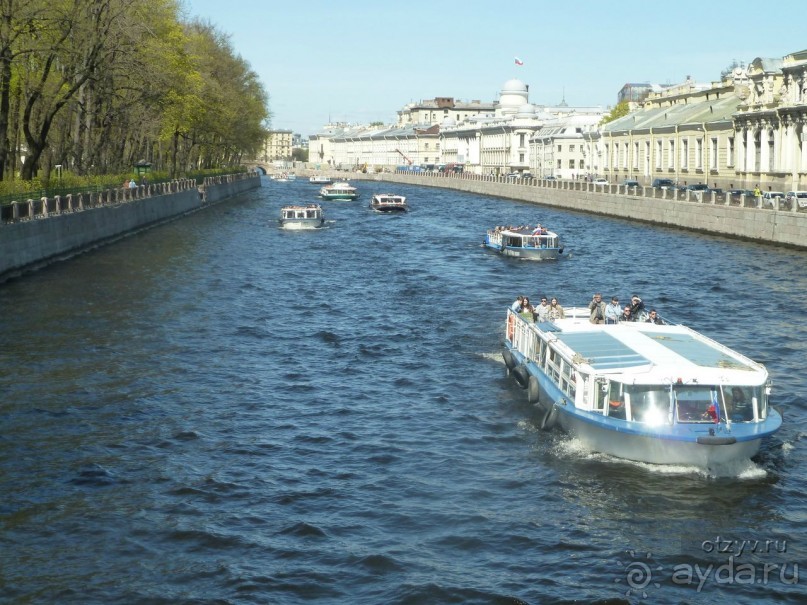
[1,178,805,604]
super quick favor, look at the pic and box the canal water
[0,177,805,604]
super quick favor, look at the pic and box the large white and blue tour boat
[502,305,782,469]
[485,225,563,260]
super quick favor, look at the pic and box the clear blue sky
[181,0,805,137]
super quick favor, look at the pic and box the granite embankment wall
[0,173,260,283]
[348,172,807,250]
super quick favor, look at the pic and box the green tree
[600,101,630,125]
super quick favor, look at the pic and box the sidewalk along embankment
[349,172,806,251]
[0,172,261,283]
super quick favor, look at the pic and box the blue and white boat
[278,204,326,230]
[484,225,563,260]
[502,305,782,469]
[320,181,358,200]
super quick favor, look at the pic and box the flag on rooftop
[514,57,524,66]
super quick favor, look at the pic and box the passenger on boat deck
[589,293,606,324]
[645,309,664,324]
[519,297,535,322]
[605,297,621,324]
[511,295,525,312]
[621,306,634,322]
[548,297,565,320]
[630,295,645,317]
[535,297,551,322]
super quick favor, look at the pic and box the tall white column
[746,127,755,173]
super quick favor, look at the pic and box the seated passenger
[621,306,634,322]
[548,297,565,320]
[535,297,551,322]
[519,297,535,322]
[645,309,664,324]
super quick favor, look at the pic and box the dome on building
[498,78,530,115]
[516,103,536,118]
[501,79,528,93]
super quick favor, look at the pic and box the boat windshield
[625,385,671,425]
[672,384,762,423]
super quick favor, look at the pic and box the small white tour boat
[370,193,408,213]
[484,225,563,260]
[278,204,326,230]
[502,305,783,470]
[309,175,332,185]
[320,181,358,201]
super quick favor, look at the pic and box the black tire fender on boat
[511,364,529,388]
[696,436,737,445]
[502,349,517,370]
[540,404,558,431]
[527,376,540,404]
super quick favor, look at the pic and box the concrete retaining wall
[0,173,261,283]
[352,173,807,250]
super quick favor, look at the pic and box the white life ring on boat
[512,364,529,388]
[527,376,540,404]
[540,404,558,431]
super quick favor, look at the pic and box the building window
[710,138,718,170]
[569,145,575,152]
[668,140,675,170]
[519,133,525,147]
[696,138,703,170]
[727,137,734,167]
[568,159,575,169]
[557,159,562,169]
[682,139,689,169]
[557,144,562,152]
[633,142,639,170]
[656,140,662,169]
[425,143,429,150]
[579,159,585,169]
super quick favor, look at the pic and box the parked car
[685,183,709,191]
[762,191,786,208]
[544,175,557,181]
[506,172,522,180]
[623,179,640,188]
[651,178,675,189]
[593,177,610,187]
[786,191,807,208]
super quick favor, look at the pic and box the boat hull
[371,205,407,213]
[278,219,325,230]
[555,406,762,467]
[486,242,560,260]
[320,191,358,201]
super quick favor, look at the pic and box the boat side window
[560,361,575,399]
[607,382,626,419]
[547,349,562,384]
[626,385,671,424]
[593,378,607,413]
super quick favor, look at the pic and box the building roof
[601,93,742,134]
